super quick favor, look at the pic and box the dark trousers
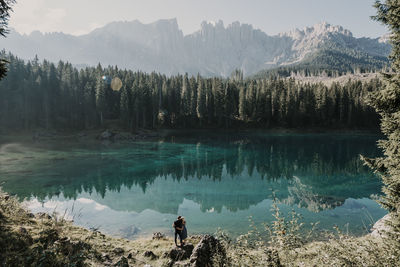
[175,230,182,245]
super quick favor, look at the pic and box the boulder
[152,232,166,240]
[113,247,125,255]
[371,214,393,239]
[143,250,158,260]
[164,243,194,261]
[114,256,129,267]
[98,130,114,140]
[189,235,227,267]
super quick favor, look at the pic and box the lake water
[0,131,387,240]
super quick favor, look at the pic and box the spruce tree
[0,0,15,79]
[362,0,400,244]
[196,77,206,125]
[95,76,107,126]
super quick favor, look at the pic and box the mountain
[1,19,391,77]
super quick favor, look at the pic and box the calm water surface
[0,132,387,239]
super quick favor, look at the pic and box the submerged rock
[189,235,227,267]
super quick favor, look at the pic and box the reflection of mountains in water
[1,134,382,213]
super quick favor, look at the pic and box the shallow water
[0,132,387,239]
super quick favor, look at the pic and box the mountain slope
[1,19,391,77]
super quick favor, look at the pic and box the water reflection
[0,132,385,237]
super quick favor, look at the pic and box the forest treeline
[0,52,381,131]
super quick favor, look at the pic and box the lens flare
[111,77,123,91]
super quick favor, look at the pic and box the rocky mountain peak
[280,22,353,40]
[2,19,390,77]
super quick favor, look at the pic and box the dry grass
[0,190,201,266]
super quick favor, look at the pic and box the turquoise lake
[0,132,387,239]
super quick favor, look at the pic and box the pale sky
[9,0,388,38]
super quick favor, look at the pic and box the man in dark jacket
[172,215,184,246]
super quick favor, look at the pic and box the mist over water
[0,132,386,239]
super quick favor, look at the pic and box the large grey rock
[370,214,393,238]
[99,130,114,140]
[189,235,227,267]
[164,243,194,262]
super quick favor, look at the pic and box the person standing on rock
[173,215,184,247]
[181,216,188,245]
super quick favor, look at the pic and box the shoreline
[0,189,393,266]
[0,127,382,145]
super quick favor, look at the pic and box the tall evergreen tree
[362,0,400,245]
[95,75,107,126]
[196,77,206,125]
[0,0,15,79]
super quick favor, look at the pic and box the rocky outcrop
[163,243,194,262]
[189,235,227,267]
[370,214,392,239]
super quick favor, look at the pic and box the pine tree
[196,77,206,125]
[120,85,130,128]
[238,85,246,121]
[0,0,14,79]
[180,73,190,126]
[362,0,400,245]
[95,76,107,126]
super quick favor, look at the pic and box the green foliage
[362,0,400,246]
[0,0,15,79]
[0,52,382,131]
[0,192,89,267]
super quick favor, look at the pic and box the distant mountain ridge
[1,19,391,77]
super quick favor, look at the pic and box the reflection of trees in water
[2,135,381,212]
[285,176,346,212]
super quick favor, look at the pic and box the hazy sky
[9,0,387,38]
